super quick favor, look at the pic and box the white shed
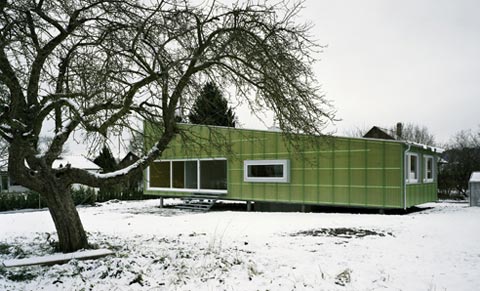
[469,172,480,207]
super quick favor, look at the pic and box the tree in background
[448,128,480,149]
[438,127,480,197]
[345,122,436,146]
[188,82,236,127]
[128,130,145,157]
[93,146,117,196]
[94,145,142,198]
[392,123,436,146]
[93,146,117,173]
[0,0,334,252]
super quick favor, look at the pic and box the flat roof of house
[171,123,444,154]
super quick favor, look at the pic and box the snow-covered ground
[1,199,479,290]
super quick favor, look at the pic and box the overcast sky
[62,0,479,156]
[239,0,480,144]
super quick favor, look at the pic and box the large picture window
[147,159,227,193]
[184,161,198,189]
[149,161,170,188]
[406,153,419,184]
[244,160,290,183]
[424,156,434,183]
[200,160,227,190]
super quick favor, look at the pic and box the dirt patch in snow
[290,228,394,239]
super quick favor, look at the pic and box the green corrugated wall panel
[304,188,317,204]
[350,170,367,205]
[406,183,437,207]
[144,123,439,208]
[404,146,439,207]
[367,142,382,168]
[303,170,318,203]
[367,188,383,206]
[335,185,349,205]
[276,184,290,202]
[264,185,276,200]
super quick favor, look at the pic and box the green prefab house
[144,124,441,210]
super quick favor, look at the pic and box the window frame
[243,159,290,183]
[146,158,227,194]
[423,155,435,183]
[406,153,420,184]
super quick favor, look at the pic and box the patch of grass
[11,245,27,259]
[0,242,12,255]
[6,269,38,282]
[290,228,394,239]
[335,269,352,286]
[129,273,144,286]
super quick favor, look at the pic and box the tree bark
[43,188,89,253]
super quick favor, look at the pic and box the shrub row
[0,187,145,212]
[96,189,144,203]
[0,192,46,211]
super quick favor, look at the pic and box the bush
[71,186,97,206]
[0,186,145,212]
[437,191,467,201]
[96,189,144,203]
[0,191,45,211]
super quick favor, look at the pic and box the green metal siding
[144,123,437,208]
[404,146,439,207]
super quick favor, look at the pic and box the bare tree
[448,127,480,149]
[392,123,436,146]
[438,126,480,196]
[0,0,334,252]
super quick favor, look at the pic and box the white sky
[63,0,480,156]
[238,0,480,144]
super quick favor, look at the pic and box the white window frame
[244,159,290,183]
[406,153,419,184]
[423,155,434,183]
[146,158,227,194]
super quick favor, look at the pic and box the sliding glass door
[148,159,227,193]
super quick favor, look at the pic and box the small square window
[406,154,419,184]
[244,160,290,183]
[424,156,434,183]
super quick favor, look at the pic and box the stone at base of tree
[2,248,114,268]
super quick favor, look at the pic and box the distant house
[118,152,140,168]
[1,169,29,193]
[363,126,396,140]
[1,155,101,193]
[117,152,143,192]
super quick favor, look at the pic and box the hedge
[0,186,145,212]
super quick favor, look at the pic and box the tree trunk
[43,188,89,253]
